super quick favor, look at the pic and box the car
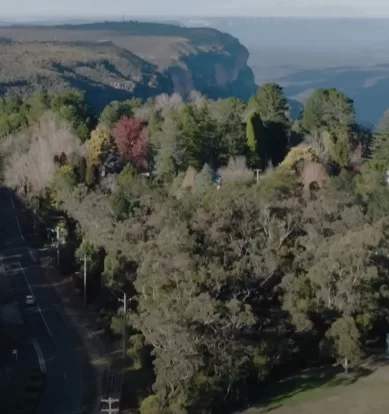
[25,294,36,306]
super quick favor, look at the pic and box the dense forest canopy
[2,82,389,413]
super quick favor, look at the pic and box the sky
[2,0,389,19]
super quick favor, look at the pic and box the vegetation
[2,80,389,414]
[0,21,256,110]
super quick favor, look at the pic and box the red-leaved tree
[113,117,149,170]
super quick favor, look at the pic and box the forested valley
[2,83,389,413]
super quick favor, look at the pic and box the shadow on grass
[254,360,383,413]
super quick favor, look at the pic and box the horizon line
[4,15,389,20]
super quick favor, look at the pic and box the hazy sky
[3,0,389,18]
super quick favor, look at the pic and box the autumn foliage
[112,117,149,170]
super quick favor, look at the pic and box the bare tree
[303,130,330,164]
[154,92,183,116]
[3,111,84,200]
[188,90,206,107]
[217,156,253,183]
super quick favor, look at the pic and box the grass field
[242,354,389,414]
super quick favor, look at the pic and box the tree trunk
[343,357,349,374]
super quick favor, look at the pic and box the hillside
[0,41,173,110]
[0,21,257,106]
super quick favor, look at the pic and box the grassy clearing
[242,355,389,414]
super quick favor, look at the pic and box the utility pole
[101,397,119,413]
[254,169,261,183]
[118,292,127,360]
[56,225,60,267]
[33,208,37,241]
[83,254,90,307]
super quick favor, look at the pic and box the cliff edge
[0,21,257,105]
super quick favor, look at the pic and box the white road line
[18,263,53,338]
[31,337,47,374]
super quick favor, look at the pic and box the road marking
[18,263,53,338]
[31,337,46,374]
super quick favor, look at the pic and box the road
[0,188,89,414]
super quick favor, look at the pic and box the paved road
[0,189,87,414]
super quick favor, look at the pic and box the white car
[25,294,36,306]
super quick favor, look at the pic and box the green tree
[100,98,143,128]
[210,98,247,163]
[27,90,51,124]
[322,316,363,374]
[139,395,162,414]
[370,110,389,171]
[301,88,355,132]
[178,103,220,169]
[325,128,351,168]
[248,83,289,125]
[50,90,95,141]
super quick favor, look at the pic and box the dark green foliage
[50,90,96,141]
[100,98,143,128]
[246,84,290,168]
[109,192,130,220]
[7,82,389,414]
[370,110,389,171]
[0,96,29,136]
[301,88,355,132]
[248,83,289,125]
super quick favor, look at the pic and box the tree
[27,90,51,124]
[178,103,221,169]
[210,98,247,162]
[248,83,289,125]
[246,113,265,168]
[247,84,290,167]
[3,111,84,201]
[113,117,150,171]
[50,90,95,141]
[0,96,29,137]
[322,316,363,374]
[100,98,142,128]
[153,113,187,182]
[139,395,162,414]
[301,88,355,132]
[370,110,389,171]
[86,126,114,164]
[193,163,214,193]
[217,156,253,183]
[325,128,352,168]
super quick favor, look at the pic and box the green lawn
[243,356,389,414]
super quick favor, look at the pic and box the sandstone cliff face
[0,21,257,103]
[166,45,256,100]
